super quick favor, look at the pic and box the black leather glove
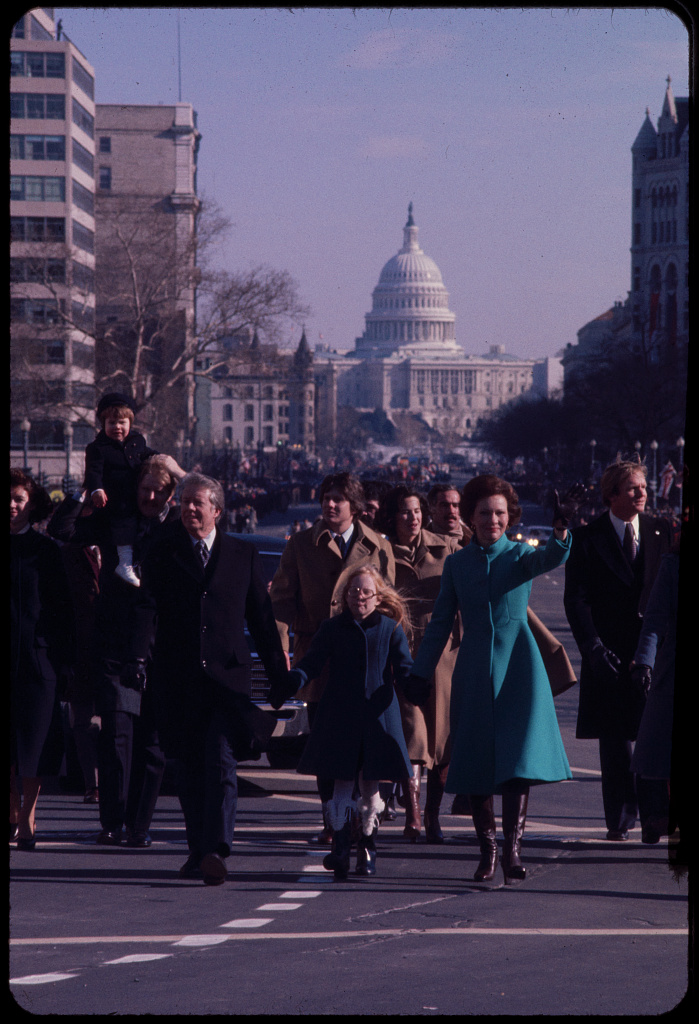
[552,482,587,529]
[123,659,147,692]
[584,639,621,684]
[268,669,302,711]
[630,663,652,697]
[402,674,432,707]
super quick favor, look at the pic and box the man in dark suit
[564,458,672,842]
[48,454,184,848]
[141,472,288,886]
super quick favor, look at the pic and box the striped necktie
[623,522,637,563]
[196,539,210,568]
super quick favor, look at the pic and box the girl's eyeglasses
[347,587,377,599]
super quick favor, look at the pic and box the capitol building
[314,205,560,441]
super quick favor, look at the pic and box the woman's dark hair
[317,472,366,517]
[377,485,429,537]
[10,467,54,523]
[460,475,522,530]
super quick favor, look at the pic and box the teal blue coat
[411,532,573,795]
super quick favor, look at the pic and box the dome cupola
[355,204,459,358]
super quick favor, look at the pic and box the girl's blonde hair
[340,563,412,636]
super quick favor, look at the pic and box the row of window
[11,133,65,160]
[11,216,95,253]
[11,93,94,139]
[11,50,65,78]
[633,220,687,246]
[374,295,444,309]
[11,174,65,202]
[11,256,95,291]
[10,417,95,450]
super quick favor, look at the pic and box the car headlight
[527,537,539,546]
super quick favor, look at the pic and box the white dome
[355,205,458,358]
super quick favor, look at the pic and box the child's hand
[91,489,108,508]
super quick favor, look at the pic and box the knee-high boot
[403,772,421,841]
[469,794,499,881]
[424,765,449,844]
[501,789,529,883]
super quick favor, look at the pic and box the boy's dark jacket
[84,429,157,516]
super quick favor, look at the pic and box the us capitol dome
[354,203,460,359]
[313,205,554,440]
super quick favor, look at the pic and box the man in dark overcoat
[140,472,288,886]
[564,458,672,841]
[48,455,184,847]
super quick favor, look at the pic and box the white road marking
[172,934,231,946]
[279,891,322,898]
[12,927,687,947]
[218,918,274,929]
[256,903,303,911]
[10,972,80,985]
[103,954,173,964]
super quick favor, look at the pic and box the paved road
[9,540,690,1015]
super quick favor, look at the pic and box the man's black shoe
[605,829,630,841]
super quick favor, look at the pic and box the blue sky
[52,6,690,359]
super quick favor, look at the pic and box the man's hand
[584,639,621,684]
[630,663,652,697]
[91,489,108,508]
[402,674,432,707]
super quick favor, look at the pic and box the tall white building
[315,206,552,441]
[10,6,96,484]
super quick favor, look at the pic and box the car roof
[226,532,288,553]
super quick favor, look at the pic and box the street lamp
[634,440,642,464]
[63,422,74,494]
[649,440,658,510]
[21,418,31,474]
[589,439,596,473]
[676,437,685,514]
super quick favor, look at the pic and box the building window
[71,137,94,177]
[244,404,254,422]
[72,220,94,254]
[11,92,66,119]
[263,426,273,446]
[72,178,94,214]
[11,215,65,242]
[72,97,94,138]
[99,136,111,154]
[72,57,95,100]
[222,404,232,422]
[244,426,254,446]
[11,51,65,77]
[98,166,112,191]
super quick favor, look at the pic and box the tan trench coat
[269,518,395,703]
[393,529,461,769]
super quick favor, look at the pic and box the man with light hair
[564,457,672,843]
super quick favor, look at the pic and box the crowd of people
[10,392,683,885]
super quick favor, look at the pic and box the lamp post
[649,440,658,510]
[63,422,74,495]
[634,440,642,464]
[589,439,596,474]
[21,418,31,474]
[676,437,685,514]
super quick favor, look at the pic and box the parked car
[233,533,309,768]
[508,524,553,547]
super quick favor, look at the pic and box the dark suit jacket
[140,523,288,757]
[83,429,157,519]
[564,511,672,739]
[48,494,179,713]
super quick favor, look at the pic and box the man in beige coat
[270,472,395,841]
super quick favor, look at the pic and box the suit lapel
[589,512,635,586]
[172,522,206,582]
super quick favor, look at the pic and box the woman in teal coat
[407,475,584,884]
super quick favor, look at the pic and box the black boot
[424,765,449,844]
[323,821,352,880]
[501,789,529,884]
[469,794,499,882]
[356,827,378,876]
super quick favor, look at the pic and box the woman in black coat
[284,564,413,879]
[10,469,75,849]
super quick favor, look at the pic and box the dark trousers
[174,708,239,860]
[307,701,334,805]
[98,695,165,833]
[598,735,669,832]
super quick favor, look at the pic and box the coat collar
[311,517,379,555]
